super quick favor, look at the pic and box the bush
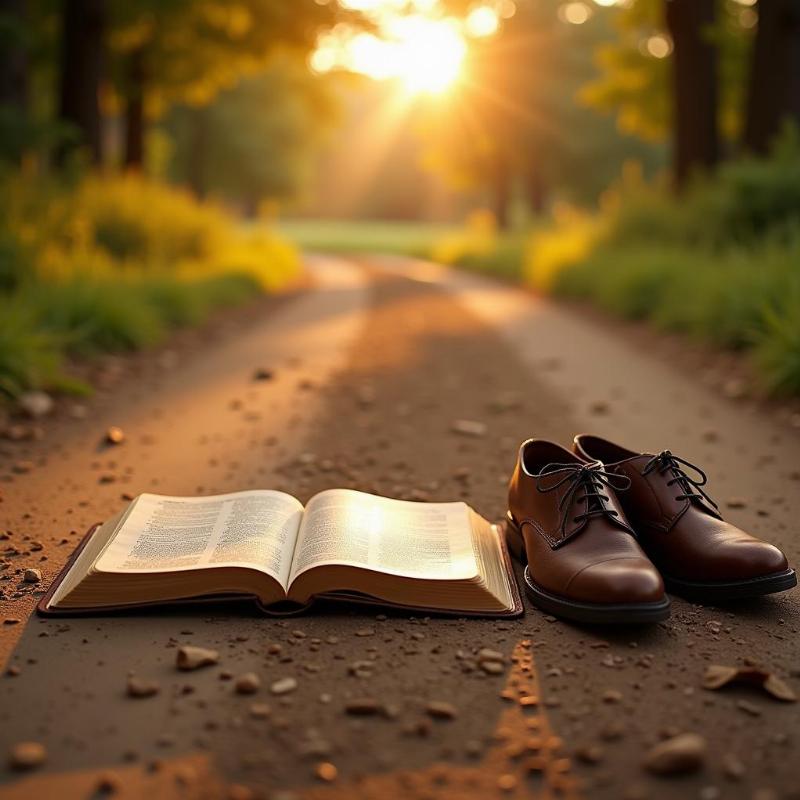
[78,175,224,264]
[423,140,800,395]
[0,305,61,397]
[0,172,298,400]
[0,231,30,292]
[756,297,800,395]
[552,234,800,352]
[521,134,800,395]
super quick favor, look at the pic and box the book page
[288,489,478,583]
[95,491,303,588]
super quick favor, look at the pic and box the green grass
[553,236,800,351]
[448,233,529,282]
[757,299,800,395]
[278,217,533,285]
[0,172,299,402]
[527,141,800,396]
[0,274,264,399]
[0,307,62,398]
[277,218,460,258]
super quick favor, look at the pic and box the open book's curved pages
[39,489,523,618]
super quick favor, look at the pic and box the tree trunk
[0,0,28,110]
[56,0,106,167]
[524,164,546,216]
[123,47,146,169]
[744,0,800,154]
[0,0,29,163]
[187,106,208,200]
[492,154,511,231]
[664,0,719,190]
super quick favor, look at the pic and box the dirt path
[1,256,798,800]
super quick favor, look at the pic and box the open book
[40,489,522,617]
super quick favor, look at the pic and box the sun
[311,15,468,96]
[388,16,467,94]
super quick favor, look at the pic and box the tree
[583,0,754,189]
[580,0,671,142]
[744,0,800,154]
[56,0,106,166]
[0,0,29,164]
[664,0,719,188]
[420,0,664,224]
[165,58,338,210]
[110,0,357,171]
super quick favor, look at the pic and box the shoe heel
[505,512,526,563]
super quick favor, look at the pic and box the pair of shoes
[506,436,796,625]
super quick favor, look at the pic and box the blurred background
[1,0,799,405]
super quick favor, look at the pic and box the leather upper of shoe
[508,439,665,604]
[572,434,790,582]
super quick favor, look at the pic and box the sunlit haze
[312,1,509,94]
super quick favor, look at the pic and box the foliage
[431,210,497,263]
[108,0,353,113]
[756,298,800,395]
[0,172,298,399]
[607,131,800,247]
[524,205,607,292]
[419,0,665,211]
[521,137,800,394]
[582,0,755,142]
[549,236,799,352]
[165,58,339,206]
[415,138,800,395]
[0,306,61,399]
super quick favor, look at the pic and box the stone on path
[270,677,298,695]
[643,733,707,775]
[18,392,54,419]
[176,645,219,671]
[234,673,261,694]
[9,741,47,770]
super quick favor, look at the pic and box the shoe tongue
[577,464,606,515]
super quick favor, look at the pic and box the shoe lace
[535,461,631,532]
[642,450,719,510]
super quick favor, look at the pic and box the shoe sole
[662,569,797,602]
[505,513,671,625]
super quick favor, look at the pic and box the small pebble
[426,701,457,720]
[450,419,487,437]
[8,741,46,770]
[271,677,298,695]
[176,645,219,671]
[643,733,707,775]
[315,762,338,782]
[345,699,383,716]
[105,426,126,445]
[126,676,160,698]
[234,673,261,695]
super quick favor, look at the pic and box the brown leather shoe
[507,439,670,624]
[573,435,797,602]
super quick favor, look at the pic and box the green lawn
[276,218,460,258]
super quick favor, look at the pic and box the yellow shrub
[432,209,497,264]
[525,204,607,292]
[0,171,299,289]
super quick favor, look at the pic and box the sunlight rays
[311,2,510,96]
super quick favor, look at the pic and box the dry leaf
[702,664,796,702]
[702,664,739,690]
[763,674,797,702]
